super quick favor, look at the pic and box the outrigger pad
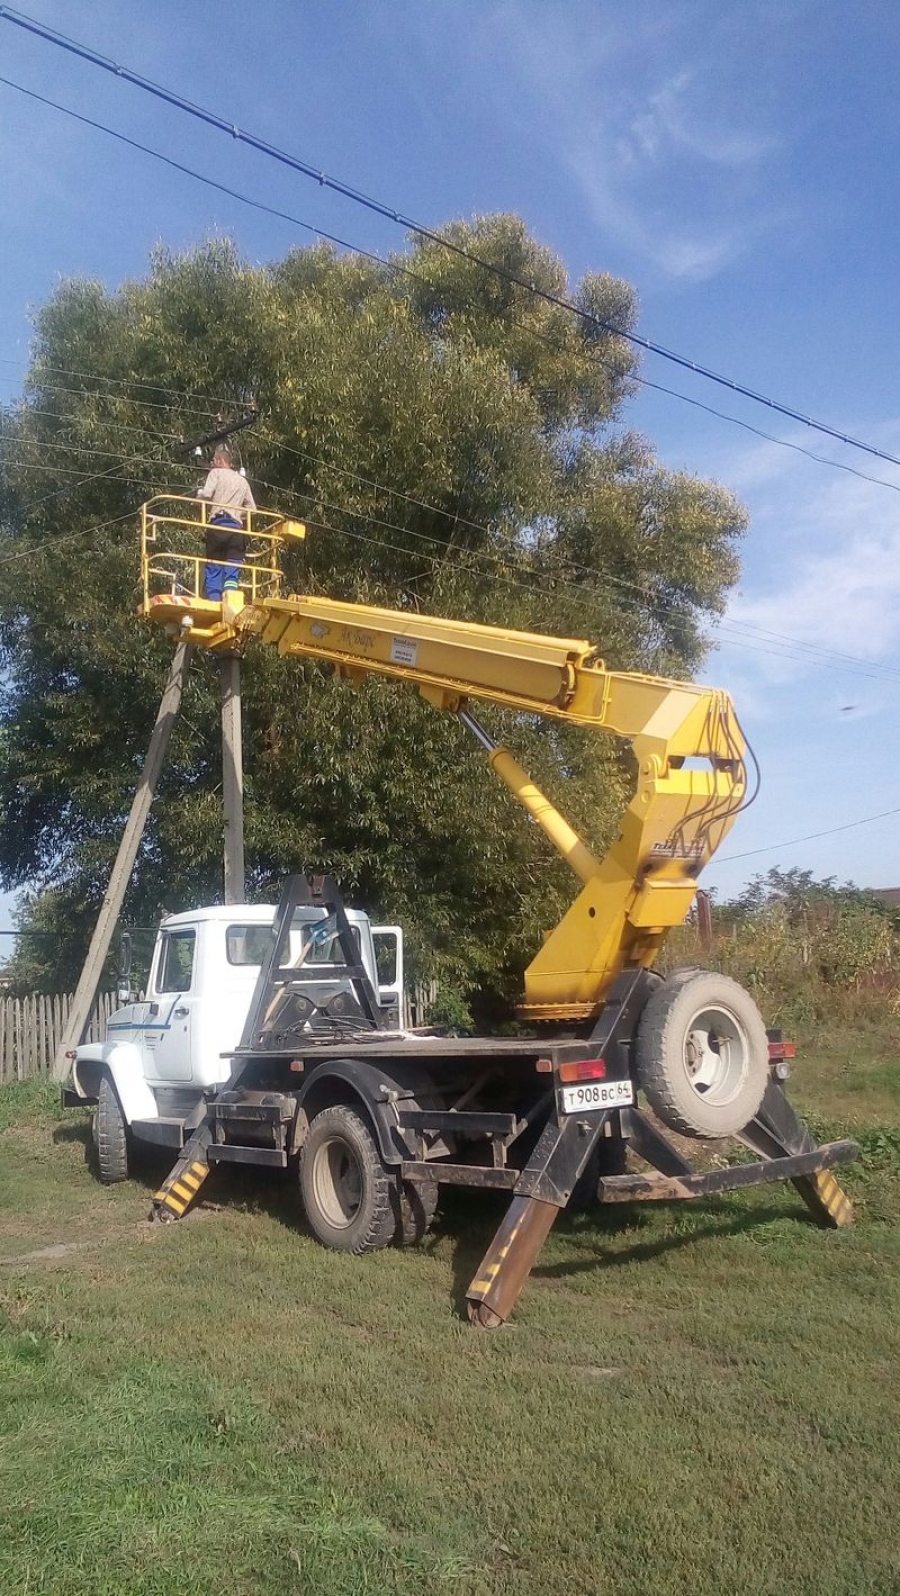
[151,1122,213,1222]
[465,1073,859,1328]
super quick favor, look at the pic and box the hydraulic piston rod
[458,710,601,887]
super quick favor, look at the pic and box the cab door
[370,925,404,1025]
[145,927,196,1082]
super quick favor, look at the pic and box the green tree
[0,218,746,1009]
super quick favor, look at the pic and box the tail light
[558,1059,607,1084]
[767,1040,796,1062]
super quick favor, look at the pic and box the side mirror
[116,931,134,1006]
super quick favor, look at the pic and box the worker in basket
[197,443,257,600]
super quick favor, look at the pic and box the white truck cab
[71,903,403,1140]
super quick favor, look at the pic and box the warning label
[390,636,419,666]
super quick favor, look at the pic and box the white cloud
[705,421,900,708]
[469,5,783,282]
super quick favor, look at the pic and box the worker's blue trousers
[204,560,242,599]
[204,512,243,599]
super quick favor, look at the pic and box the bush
[666,868,900,1032]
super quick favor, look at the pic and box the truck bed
[230,1032,596,1068]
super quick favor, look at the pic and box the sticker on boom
[390,635,418,666]
[559,1078,634,1115]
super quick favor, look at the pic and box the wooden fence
[0,991,118,1084]
[402,980,438,1031]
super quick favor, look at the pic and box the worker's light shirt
[197,467,256,513]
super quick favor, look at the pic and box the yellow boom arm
[141,499,748,1020]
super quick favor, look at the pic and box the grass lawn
[1,1028,898,1595]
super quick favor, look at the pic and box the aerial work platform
[140,495,307,651]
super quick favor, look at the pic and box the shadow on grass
[51,1118,184,1197]
[431,1187,819,1320]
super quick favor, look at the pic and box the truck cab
[70,903,403,1142]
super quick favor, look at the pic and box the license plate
[559,1078,634,1116]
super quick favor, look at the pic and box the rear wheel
[299,1105,396,1254]
[636,971,769,1139]
[392,1179,439,1246]
[95,1075,129,1184]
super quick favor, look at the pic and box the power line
[0,370,221,421]
[5,68,900,515]
[0,76,894,678]
[262,435,900,679]
[0,508,136,568]
[5,68,900,549]
[0,363,234,416]
[717,804,900,863]
[5,410,900,682]
[3,404,188,442]
[4,8,900,478]
[251,473,900,684]
[14,388,900,676]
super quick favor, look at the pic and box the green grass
[1,1030,899,1596]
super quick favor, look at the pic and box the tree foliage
[0,217,746,1006]
[669,869,900,1029]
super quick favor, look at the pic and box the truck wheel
[392,1179,439,1246]
[95,1075,129,1184]
[299,1105,396,1254]
[636,971,769,1139]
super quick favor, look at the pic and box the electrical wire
[5,70,900,511]
[251,473,900,682]
[716,804,900,863]
[0,371,223,421]
[0,508,136,568]
[0,98,893,678]
[250,473,900,683]
[5,408,900,682]
[1,77,898,677]
[3,9,900,477]
[0,455,891,873]
[0,362,236,416]
[11,400,899,678]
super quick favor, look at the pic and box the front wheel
[94,1075,130,1184]
[636,971,769,1139]
[299,1105,396,1254]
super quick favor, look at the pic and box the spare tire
[636,971,769,1139]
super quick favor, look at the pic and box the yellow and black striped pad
[153,1131,212,1222]
[794,1169,854,1228]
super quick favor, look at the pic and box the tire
[636,971,769,1139]
[392,1179,439,1246]
[299,1105,396,1254]
[95,1075,129,1184]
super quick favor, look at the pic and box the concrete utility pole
[219,654,245,904]
[53,640,194,1080]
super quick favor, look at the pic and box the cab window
[298,915,360,966]
[226,924,274,966]
[157,929,195,994]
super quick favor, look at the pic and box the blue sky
[2,0,900,932]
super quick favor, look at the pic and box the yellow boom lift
[127,496,856,1325]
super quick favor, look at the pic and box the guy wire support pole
[53,640,194,1080]
[219,652,245,903]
